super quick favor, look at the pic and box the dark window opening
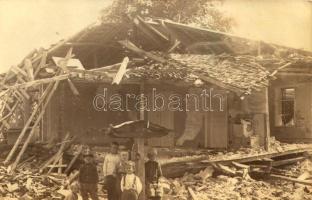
[281,88,295,126]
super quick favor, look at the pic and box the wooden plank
[89,62,122,71]
[11,66,28,78]
[136,16,169,42]
[40,154,59,172]
[24,59,34,81]
[16,88,30,100]
[67,79,80,96]
[112,57,129,85]
[215,163,236,176]
[6,80,58,167]
[47,164,67,168]
[47,153,65,173]
[58,158,63,173]
[64,145,83,174]
[0,67,13,89]
[7,74,69,90]
[69,68,109,77]
[167,39,181,53]
[272,156,306,167]
[56,48,73,73]
[34,51,48,78]
[118,40,167,63]
[276,72,312,77]
[269,62,293,77]
[4,81,55,163]
[132,15,169,48]
[187,187,199,200]
[232,161,250,170]
[48,133,71,173]
[270,174,312,186]
[0,101,19,123]
[196,74,244,96]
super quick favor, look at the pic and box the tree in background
[101,0,234,32]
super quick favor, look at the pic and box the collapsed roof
[1,16,312,96]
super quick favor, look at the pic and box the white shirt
[120,174,142,195]
[103,153,121,176]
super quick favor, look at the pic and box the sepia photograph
[0,0,312,199]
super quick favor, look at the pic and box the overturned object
[108,120,170,138]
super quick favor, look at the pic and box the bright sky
[0,0,311,73]
[0,0,113,73]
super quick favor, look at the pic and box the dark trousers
[116,174,125,200]
[80,183,99,200]
[121,189,138,200]
[105,175,118,200]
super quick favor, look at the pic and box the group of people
[65,142,163,200]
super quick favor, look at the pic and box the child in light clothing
[120,161,142,200]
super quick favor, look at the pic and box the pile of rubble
[0,164,65,199]
[0,141,84,199]
[159,138,311,165]
[163,158,312,200]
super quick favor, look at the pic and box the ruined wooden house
[1,16,312,169]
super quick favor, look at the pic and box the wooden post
[10,81,60,171]
[137,83,145,200]
[264,87,270,151]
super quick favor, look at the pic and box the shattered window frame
[280,88,295,127]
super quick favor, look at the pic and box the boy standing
[145,148,163,200]
[120,161,142,200]
[103,142,121,200]
[116,151,129,200]
[79,151,99,200]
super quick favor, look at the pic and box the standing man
[103,142,121,200]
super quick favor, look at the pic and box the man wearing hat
[79,150,99,200]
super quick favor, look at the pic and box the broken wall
[43,82,139,145]
[269,76,312,142]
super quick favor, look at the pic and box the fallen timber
[161,147,312,178]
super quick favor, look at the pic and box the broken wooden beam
[4,74,69,90]
[4,80,56,164]
[67,79,80,96]
[118,40,167,63]
[9,80,60,172]
[64,145,83,174]
[270,174,312,186]
[56,48,73,73]
[161,148,312,178]
[24,59,34,81]
[214,163,237,176]
[48,133,70,173]
[112,57,129,85]
[195,73,245,95]
[295,172,311,187]
[34,51,48,78]
[187,187,199,200]
[272,156,306,167]
[232,161,250,170]
[131,15,169,48]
